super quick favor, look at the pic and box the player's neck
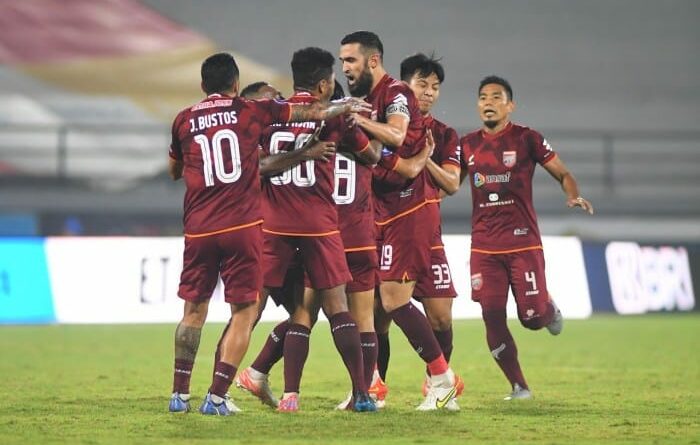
[371,67,388,92]
[482,119,511,136]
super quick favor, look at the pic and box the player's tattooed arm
[543,156,594,215]
[174,322,202,361]
[260,126,335,176]
[289,98,372,122]
[353,140,382,165]
[168,158,184,180]
[390,129,434,179]
[426,160,461,195]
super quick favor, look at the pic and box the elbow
[444,185,459,195]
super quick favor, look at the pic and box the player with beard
[339,31,458,411]
[461,75,593,400]
[371,53,465,408]
[167,52,371,416]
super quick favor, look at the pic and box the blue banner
[0,238,55,323]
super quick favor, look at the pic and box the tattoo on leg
[174,322,202,362]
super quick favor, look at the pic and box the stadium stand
[0,0,698,239]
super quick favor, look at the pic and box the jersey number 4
[194,129,242,187]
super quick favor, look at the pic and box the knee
[426,312,452,331]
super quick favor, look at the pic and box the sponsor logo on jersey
[503,151,517,168]
[513,227,529,236]
[543,138,553,152]
[489,193,499,202]
[467,154,475,166]
[381,146,393,157]
[399,188,413,198]
[471,273,483,291]
[474,171,511,187]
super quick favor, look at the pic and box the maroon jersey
[460,122,557,252]
[169,93,290,236]
[260,92,370,235]
[334,153,375,250]
[425,115,460,200]
[366,74,429,223]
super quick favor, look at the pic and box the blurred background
[0,0,698,241]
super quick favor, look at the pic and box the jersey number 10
[194,129,242,187]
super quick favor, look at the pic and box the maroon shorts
[470,248,550,322]
[414,246,457,298]
[179,224,262,304]
[268,252,304,308]
[264,232,351,290]
[377,203,437,282]
[345,249,378,293]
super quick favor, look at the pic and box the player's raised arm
[288,97,371,122]
[425,160,460,196]
[260,125,336,176]
[542,156,594,214]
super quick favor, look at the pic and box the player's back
[460,122,557,251]
[261,92,365,235]
[170,94,289,236]
[334,152,375,249]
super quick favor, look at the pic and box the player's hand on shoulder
[567,196,594,215]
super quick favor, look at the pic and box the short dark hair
[331,80,345,101]
[400,53,445,83]
[201,53,239,95]
[341,30,383,60]
[240,81,270,99]
[479,75,513,101]
[291,47,335,91]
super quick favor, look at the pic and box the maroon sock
[282,324,311,393]
[212,319,231,382]
[209,361,237,398]
[389,302,443,364]
[360,332,378,391]
[483,309,528,389]
[329,312,365,392]
[172,359,193,394]
[433,327,454,363]
[251,319,291,374]
[376,331,390,381]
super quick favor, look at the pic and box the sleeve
[528,129,557,165]
[439,127,461,168]
[384,88,411,121]
[168,113,183,160]
[378,146,399,170]
[256,99,292,126]
[459,136,471,171]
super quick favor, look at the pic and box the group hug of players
[167,31,594,416]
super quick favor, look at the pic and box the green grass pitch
[1,314,698,444]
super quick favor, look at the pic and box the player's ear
[508,100,516,113]
[232,79,240,96]
[368,53,379,69]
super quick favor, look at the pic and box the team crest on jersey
[471,273,483,291]
[503,151,517,168]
